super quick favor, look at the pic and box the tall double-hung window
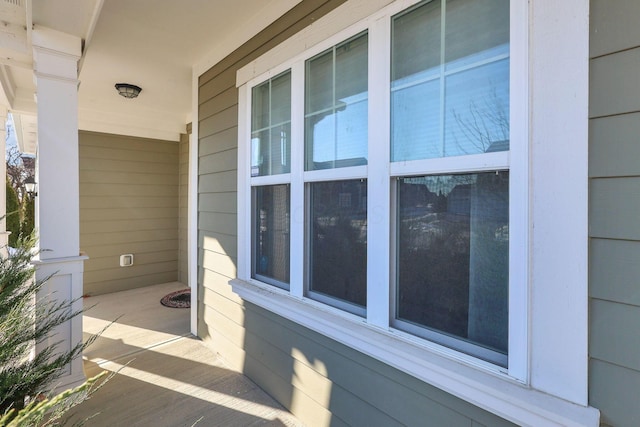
[240,0,518,371]
[250,71,291,289]
[390,0,510,366]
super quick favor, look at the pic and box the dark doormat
[160,289,191,308]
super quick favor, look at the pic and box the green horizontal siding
[590,359,640,427]
[590,299,640,371]
[589,2,640,425]
[590,113,640,178]
[79,131,179,295]
[590,238,640,306]
[590,0,640,59]
[590,47,640,118]
[590,177,640,240]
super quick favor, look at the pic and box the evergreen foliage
[0,234,101,424]
[19,196,34,241]
[0,372,106,427]
[5,181,20,248]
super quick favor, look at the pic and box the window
[250,71,292,289]
[304,33,369,314]
[252,185,290,288]
[308,179,367,315]
[305,33,368,170]
[389,0,510,367]
[234,0,595,423]
[238,0,530,366]
[251,71,291,176]
[244,0,511,366]
[393,172,509,366]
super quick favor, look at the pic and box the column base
[33,255,88,393]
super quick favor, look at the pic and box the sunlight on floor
[72,283,304,426]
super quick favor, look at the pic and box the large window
[390,0,510,367]
[234,0,596,423]
[250,71,292,289]
[244,0,512,368]
[304,33,369,314]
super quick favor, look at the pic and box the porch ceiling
[0,0,303,144]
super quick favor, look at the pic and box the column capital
[32,25,81,58]
[32,26,81,82]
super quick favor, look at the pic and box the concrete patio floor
[66,282,304,427]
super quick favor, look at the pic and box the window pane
[391,0,441,83]
[251,71,291,176]
[445,0,510,68]
[391,0,509,162]
[395,172,508,362]
[251,82,270,131]
[271,72,292,125]
[253,185,290,288]
[309,180,367,311]
[392,79,440,162]
[444,59,509,156]
[305,33,368,171]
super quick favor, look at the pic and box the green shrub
[5,181,20,248]
[19,196,34,241]
[0,234,103,424]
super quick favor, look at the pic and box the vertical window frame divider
[367,14,391,329]
[438,0,447,158]
[506,0,529,384]
[290,60,305,299]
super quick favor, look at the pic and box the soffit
[2,0,303,143]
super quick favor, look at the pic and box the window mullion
[438,0,447,158]
[366,15,391,329]
[289,60,305,299]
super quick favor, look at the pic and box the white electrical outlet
[119,254,134,267]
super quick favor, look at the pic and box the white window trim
[233,0,598,425]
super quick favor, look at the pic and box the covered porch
[70,282,303,426]
[0,0,297,394]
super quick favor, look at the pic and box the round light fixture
[115,83,142,99]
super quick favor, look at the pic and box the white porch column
[32,26,87,390]
[0,107,9,255]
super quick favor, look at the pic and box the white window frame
[232,0,598,425]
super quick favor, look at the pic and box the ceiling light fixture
[115,83,142,99]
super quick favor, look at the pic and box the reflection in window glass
[305,33,368,171]
[395,172,509,365]
[251,71,291,176]
[253,185,290,288]
[391,0,509,162]
[309,180,367,312]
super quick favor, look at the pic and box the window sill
[230,278,599,427]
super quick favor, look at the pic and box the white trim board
[232,278,599,427]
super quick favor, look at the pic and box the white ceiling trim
[79,107,183,142]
